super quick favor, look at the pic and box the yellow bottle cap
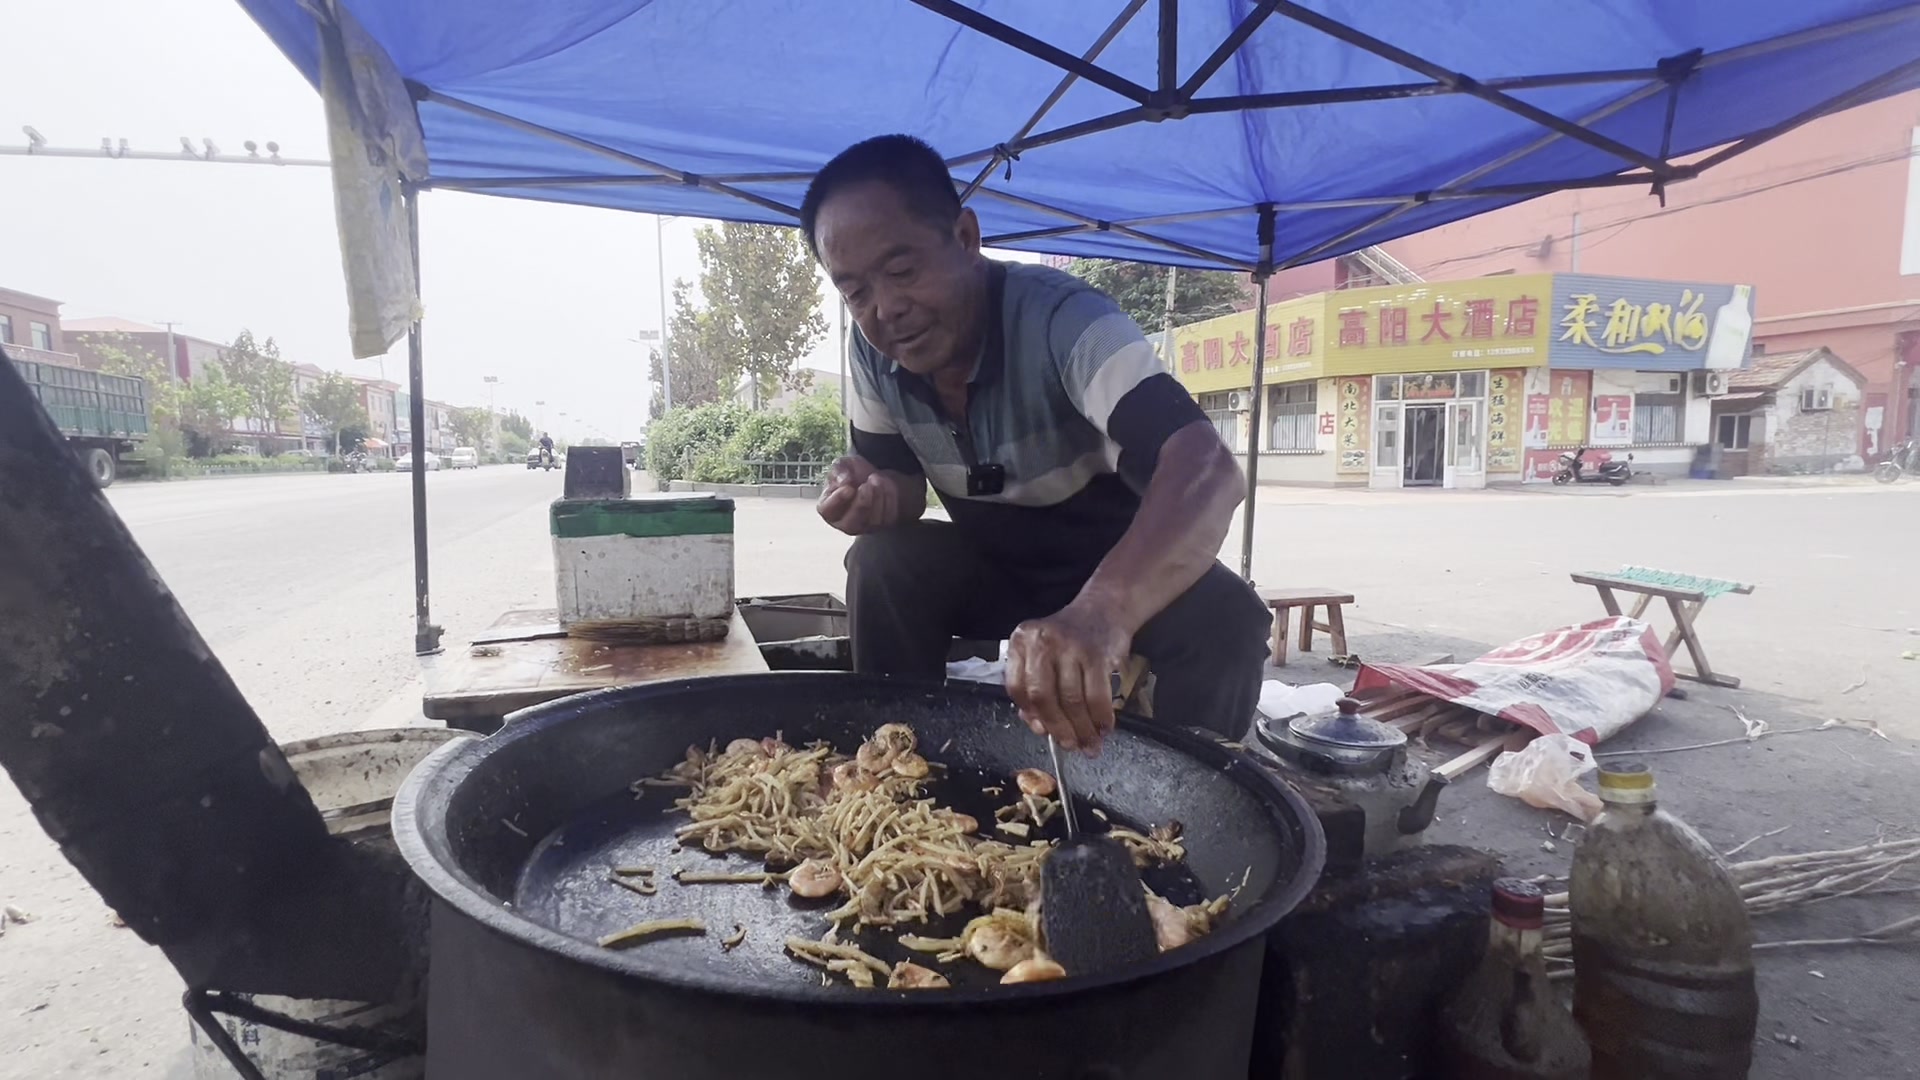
[1597,762,1656,803]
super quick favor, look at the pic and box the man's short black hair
[800,134,963,259]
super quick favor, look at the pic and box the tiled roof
[1724,347,1866,391]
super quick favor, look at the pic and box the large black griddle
[395,674,1325,1079]
[515,759,1208,992]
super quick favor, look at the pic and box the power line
[1415,144,1919,274]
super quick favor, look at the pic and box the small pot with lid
[1253,698,1447,872]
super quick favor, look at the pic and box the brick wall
[0,290,64,354]
[1762,359,1865,472]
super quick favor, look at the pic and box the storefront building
[1171,272,1757,488]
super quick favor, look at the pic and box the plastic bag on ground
[1488,733,1604,821]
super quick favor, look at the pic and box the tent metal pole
[405,184,443,657]
[1180,0,1279,98]
[1239,205,1277,582]
[907,0,1152,104]
[1157,0,1178,94]
[416,88,801,218]
[957,0,1146,202]
[1689,55,1920,175]
[1273,2,1674,177]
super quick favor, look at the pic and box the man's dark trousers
[845,521,1270,737]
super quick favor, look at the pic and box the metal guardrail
[672,450,833,486]
[743,454,830,485]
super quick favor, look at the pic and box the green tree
[449,406,493,450]
[1064,259,1246,339]
[86,330,188,468]
[178,366,251,455]
[300,371,369,455]
[500,409,532,441]
[649,279,735,419]
[220,330,297,439]
[692,223,825,410]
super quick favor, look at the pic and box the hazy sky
[0,0,889,443]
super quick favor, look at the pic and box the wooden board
[425,607,770,731]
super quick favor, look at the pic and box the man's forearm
[1073,421,1242,634]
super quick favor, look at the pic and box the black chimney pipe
[0,349,419,1001]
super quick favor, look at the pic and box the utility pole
[157,320,181,382]
[483,375,500,460]
[655,215,673,412]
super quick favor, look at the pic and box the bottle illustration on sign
[1703,285,1753,370]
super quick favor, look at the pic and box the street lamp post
[483,375,500,461]
[655,214,673,412]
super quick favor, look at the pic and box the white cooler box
[551,493,734,642]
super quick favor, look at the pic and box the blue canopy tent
[240,0,1920,652]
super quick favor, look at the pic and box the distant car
[449,446,480,469]
[396,451,441,472]
[279,448,319,459]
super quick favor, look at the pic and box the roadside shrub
[646,401,749,481]
[648,392,849,485]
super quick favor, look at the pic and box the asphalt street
[1,469,1915,1076]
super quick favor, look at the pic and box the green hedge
[645,394,848,484]
[167,454,332,478]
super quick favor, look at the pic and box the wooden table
[424,607,770,733]
[1570,567,1755,689]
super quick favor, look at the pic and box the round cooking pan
[394,673,1323,1080]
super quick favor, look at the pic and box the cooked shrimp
[890,752,930,779]
[1145,892,1192,951]
[789,858,843,899]
[888,961,950,989]
[964,920,1034,972]
[1001,954,1067,984]
[1014,769,1056,798]
[726,738,765,757]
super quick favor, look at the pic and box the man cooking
[803,134,1270,753]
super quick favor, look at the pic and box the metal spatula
[1038,664,1159,976]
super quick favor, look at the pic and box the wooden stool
[1257,587,1354,667]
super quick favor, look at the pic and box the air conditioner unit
[1695,370,1730,396]
[1662,375,1683,395]
[1227,391,1248,412]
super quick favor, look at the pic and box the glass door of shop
[1371,403,1402,489]
[1403,404,1446,487]
[1446,400,1485,489]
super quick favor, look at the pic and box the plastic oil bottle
[1570,762,1758,1079]
[1437,878,1591,1080]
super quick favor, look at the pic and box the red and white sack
[1352,617,1675,745]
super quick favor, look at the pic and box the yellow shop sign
[1172,295,1325,394]
[1324,274,1554,376]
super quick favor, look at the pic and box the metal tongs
[1046,735,1082,838]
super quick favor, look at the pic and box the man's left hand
[1005,600,1131,754]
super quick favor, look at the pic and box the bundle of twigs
[1536,836,1920,968]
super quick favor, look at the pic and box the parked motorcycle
[1874,439,1917,483]
[1552,446,1632,487]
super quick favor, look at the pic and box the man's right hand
[817,455,901,535]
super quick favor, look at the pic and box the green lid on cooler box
[550,493,735,539]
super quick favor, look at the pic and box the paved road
[2,471,1915,1077]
